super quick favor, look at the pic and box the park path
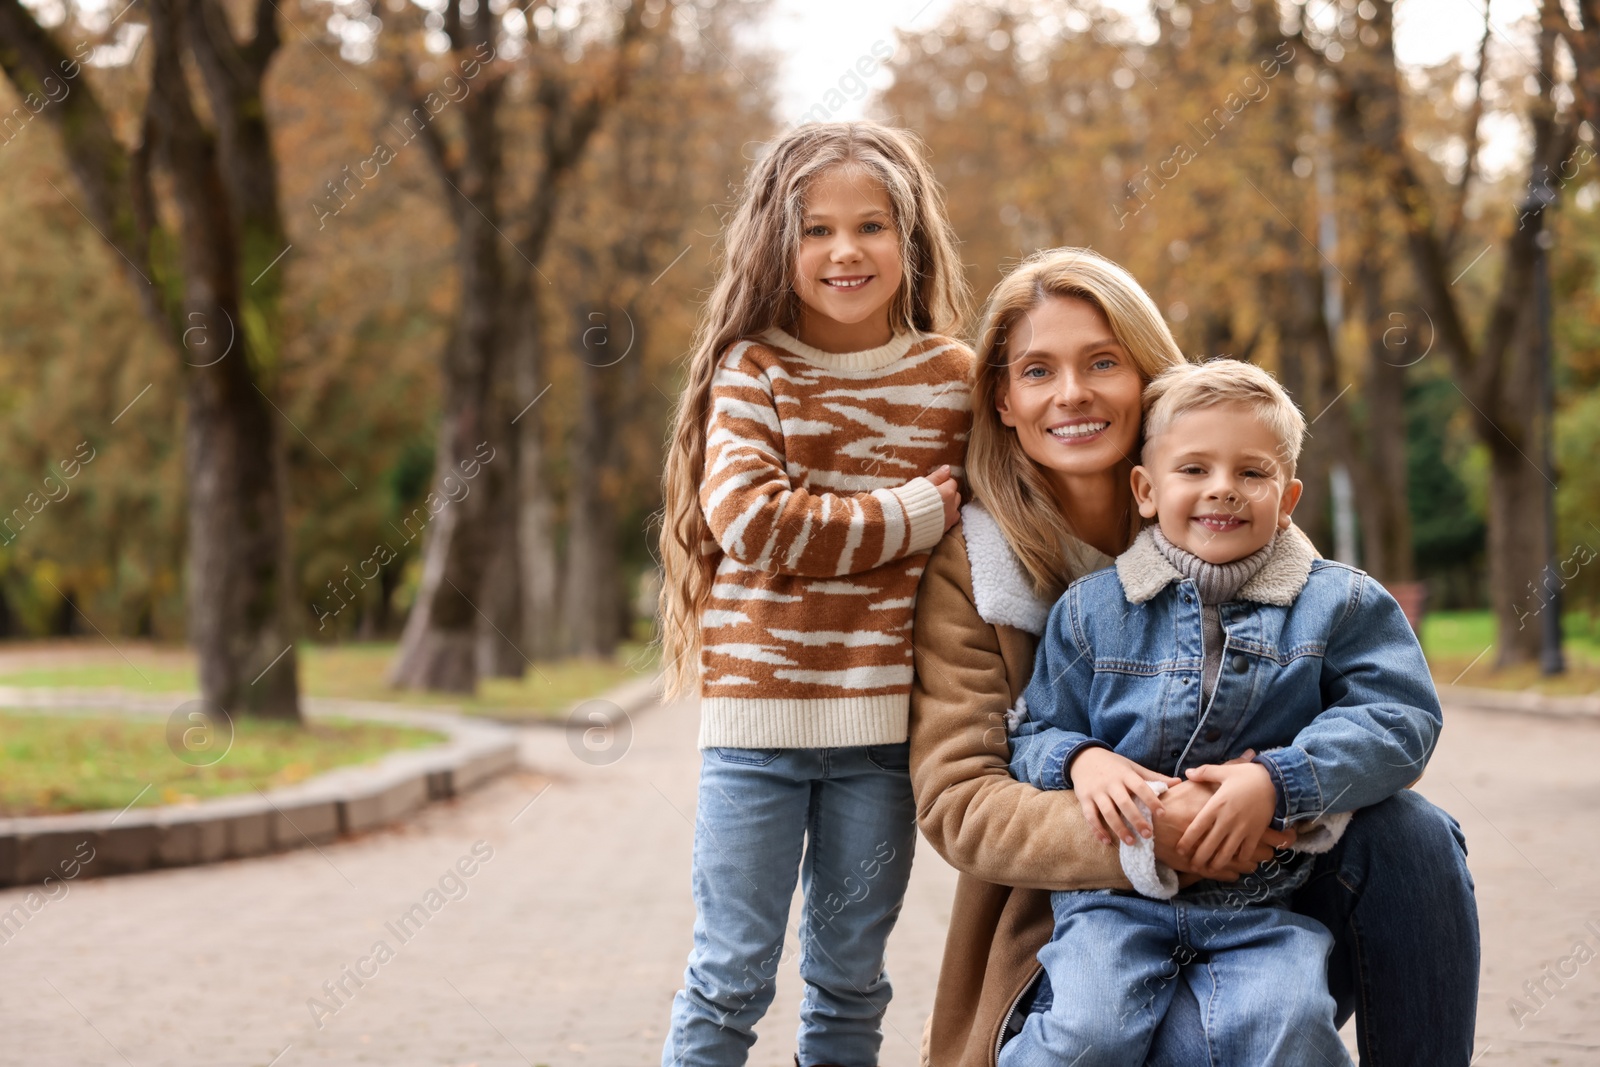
[0,689,1596,1065]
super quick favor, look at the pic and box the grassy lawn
[1421,610,1600,696]
[0,640,658,721]
[0,711,445,817]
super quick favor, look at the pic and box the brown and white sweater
[697,327,973,749]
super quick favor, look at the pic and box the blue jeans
[1010,789,1481,1066]
[999,892,1349,1067]
[662,743,917,1067]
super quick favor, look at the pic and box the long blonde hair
[658,121,969,700]
[968,248,1186,600]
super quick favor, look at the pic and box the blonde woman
[908,248,1478,1065]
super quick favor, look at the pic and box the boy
[1001,358,1442,1066]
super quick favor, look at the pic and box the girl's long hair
[968,248,1187,600]
[658,121,969,700]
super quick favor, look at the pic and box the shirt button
[1169,748,1181,758]
[1204,727,1222,743]
[1231,655,1249,673]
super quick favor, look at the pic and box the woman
[908,248,1479,1065]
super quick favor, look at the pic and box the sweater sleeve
[699,350,946,578]
[908,527,1129,892]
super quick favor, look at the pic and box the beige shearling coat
[908,502,1132,1067]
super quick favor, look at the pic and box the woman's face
[994,295,1145,483]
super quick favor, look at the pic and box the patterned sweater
[697,327,973,749]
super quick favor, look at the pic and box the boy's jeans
[662,743,917,1067]
[998,892,1350,1067]
[1011,789,1481,1066]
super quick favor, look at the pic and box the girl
[658,121,972,1065]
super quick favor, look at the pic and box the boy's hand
[1152,750,1297,881]
[1068,748,1181,846]
[927,465,960,531]
[1175,761,1278,870]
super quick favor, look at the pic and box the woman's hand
[927,465,960,531]
[1153,751,1297,881]
[1177,761,1279,871]
[1067,747,1180,846]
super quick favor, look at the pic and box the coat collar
[960,501,1111,635]
[1115,524,1318,606]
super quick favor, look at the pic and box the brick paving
[0,692,1595,1065]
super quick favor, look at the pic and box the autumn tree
[363,0,653,690]
[1325,0,1597,663]
[0,0,302,718]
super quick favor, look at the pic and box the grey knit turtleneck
[1151,527,1279,702]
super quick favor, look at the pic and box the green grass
[1421,610,1600,695]
[0,711,446,817]
[0,640,658,720]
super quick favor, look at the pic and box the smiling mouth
[1193,514,1246,531]
[823,276,872,290]
[1047,421,1109,441]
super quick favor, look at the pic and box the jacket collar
[1115,524,1318,606]
[960,501,1111,635]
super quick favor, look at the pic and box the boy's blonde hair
[968,248,1187,599]
[1141,358,1306,478]
[656,121,969,701]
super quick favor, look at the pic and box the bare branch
[0,0,157,314]
[1444,7,1492,256]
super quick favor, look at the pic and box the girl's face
[994,295,1145,484]
[792,165,905,353]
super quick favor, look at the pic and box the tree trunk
[185,352,301,716]
[1486,437,1550,664]
[1355,262,1415,583]
[560,303,623,658]
[512,294,563,661]
[389,65,507,692]
[475,449,525,677]
[388,309,507,690]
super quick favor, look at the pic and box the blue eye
[805,225,828,237]
[862,222,886,233]
[1092,357,1118,370]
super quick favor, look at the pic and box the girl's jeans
[662,743,917,1067]
[1012,788,1481,1067]
[998,893,1349,1067]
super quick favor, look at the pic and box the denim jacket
[1009,526,1442,831]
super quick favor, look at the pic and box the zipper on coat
[993,967,1042,1063]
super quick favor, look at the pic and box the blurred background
[2,0,1598,725]
[3,1,1600,1062]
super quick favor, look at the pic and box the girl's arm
[1253,571,1444,828]
[700,356,948,578]
[908,528,1130,892]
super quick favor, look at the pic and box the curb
[525,674,665,733]
[0,680,661,890]
[1438,683,1600,723]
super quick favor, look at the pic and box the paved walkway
[0,691,1596,1065]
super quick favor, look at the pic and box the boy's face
[1130,402,1303,565]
